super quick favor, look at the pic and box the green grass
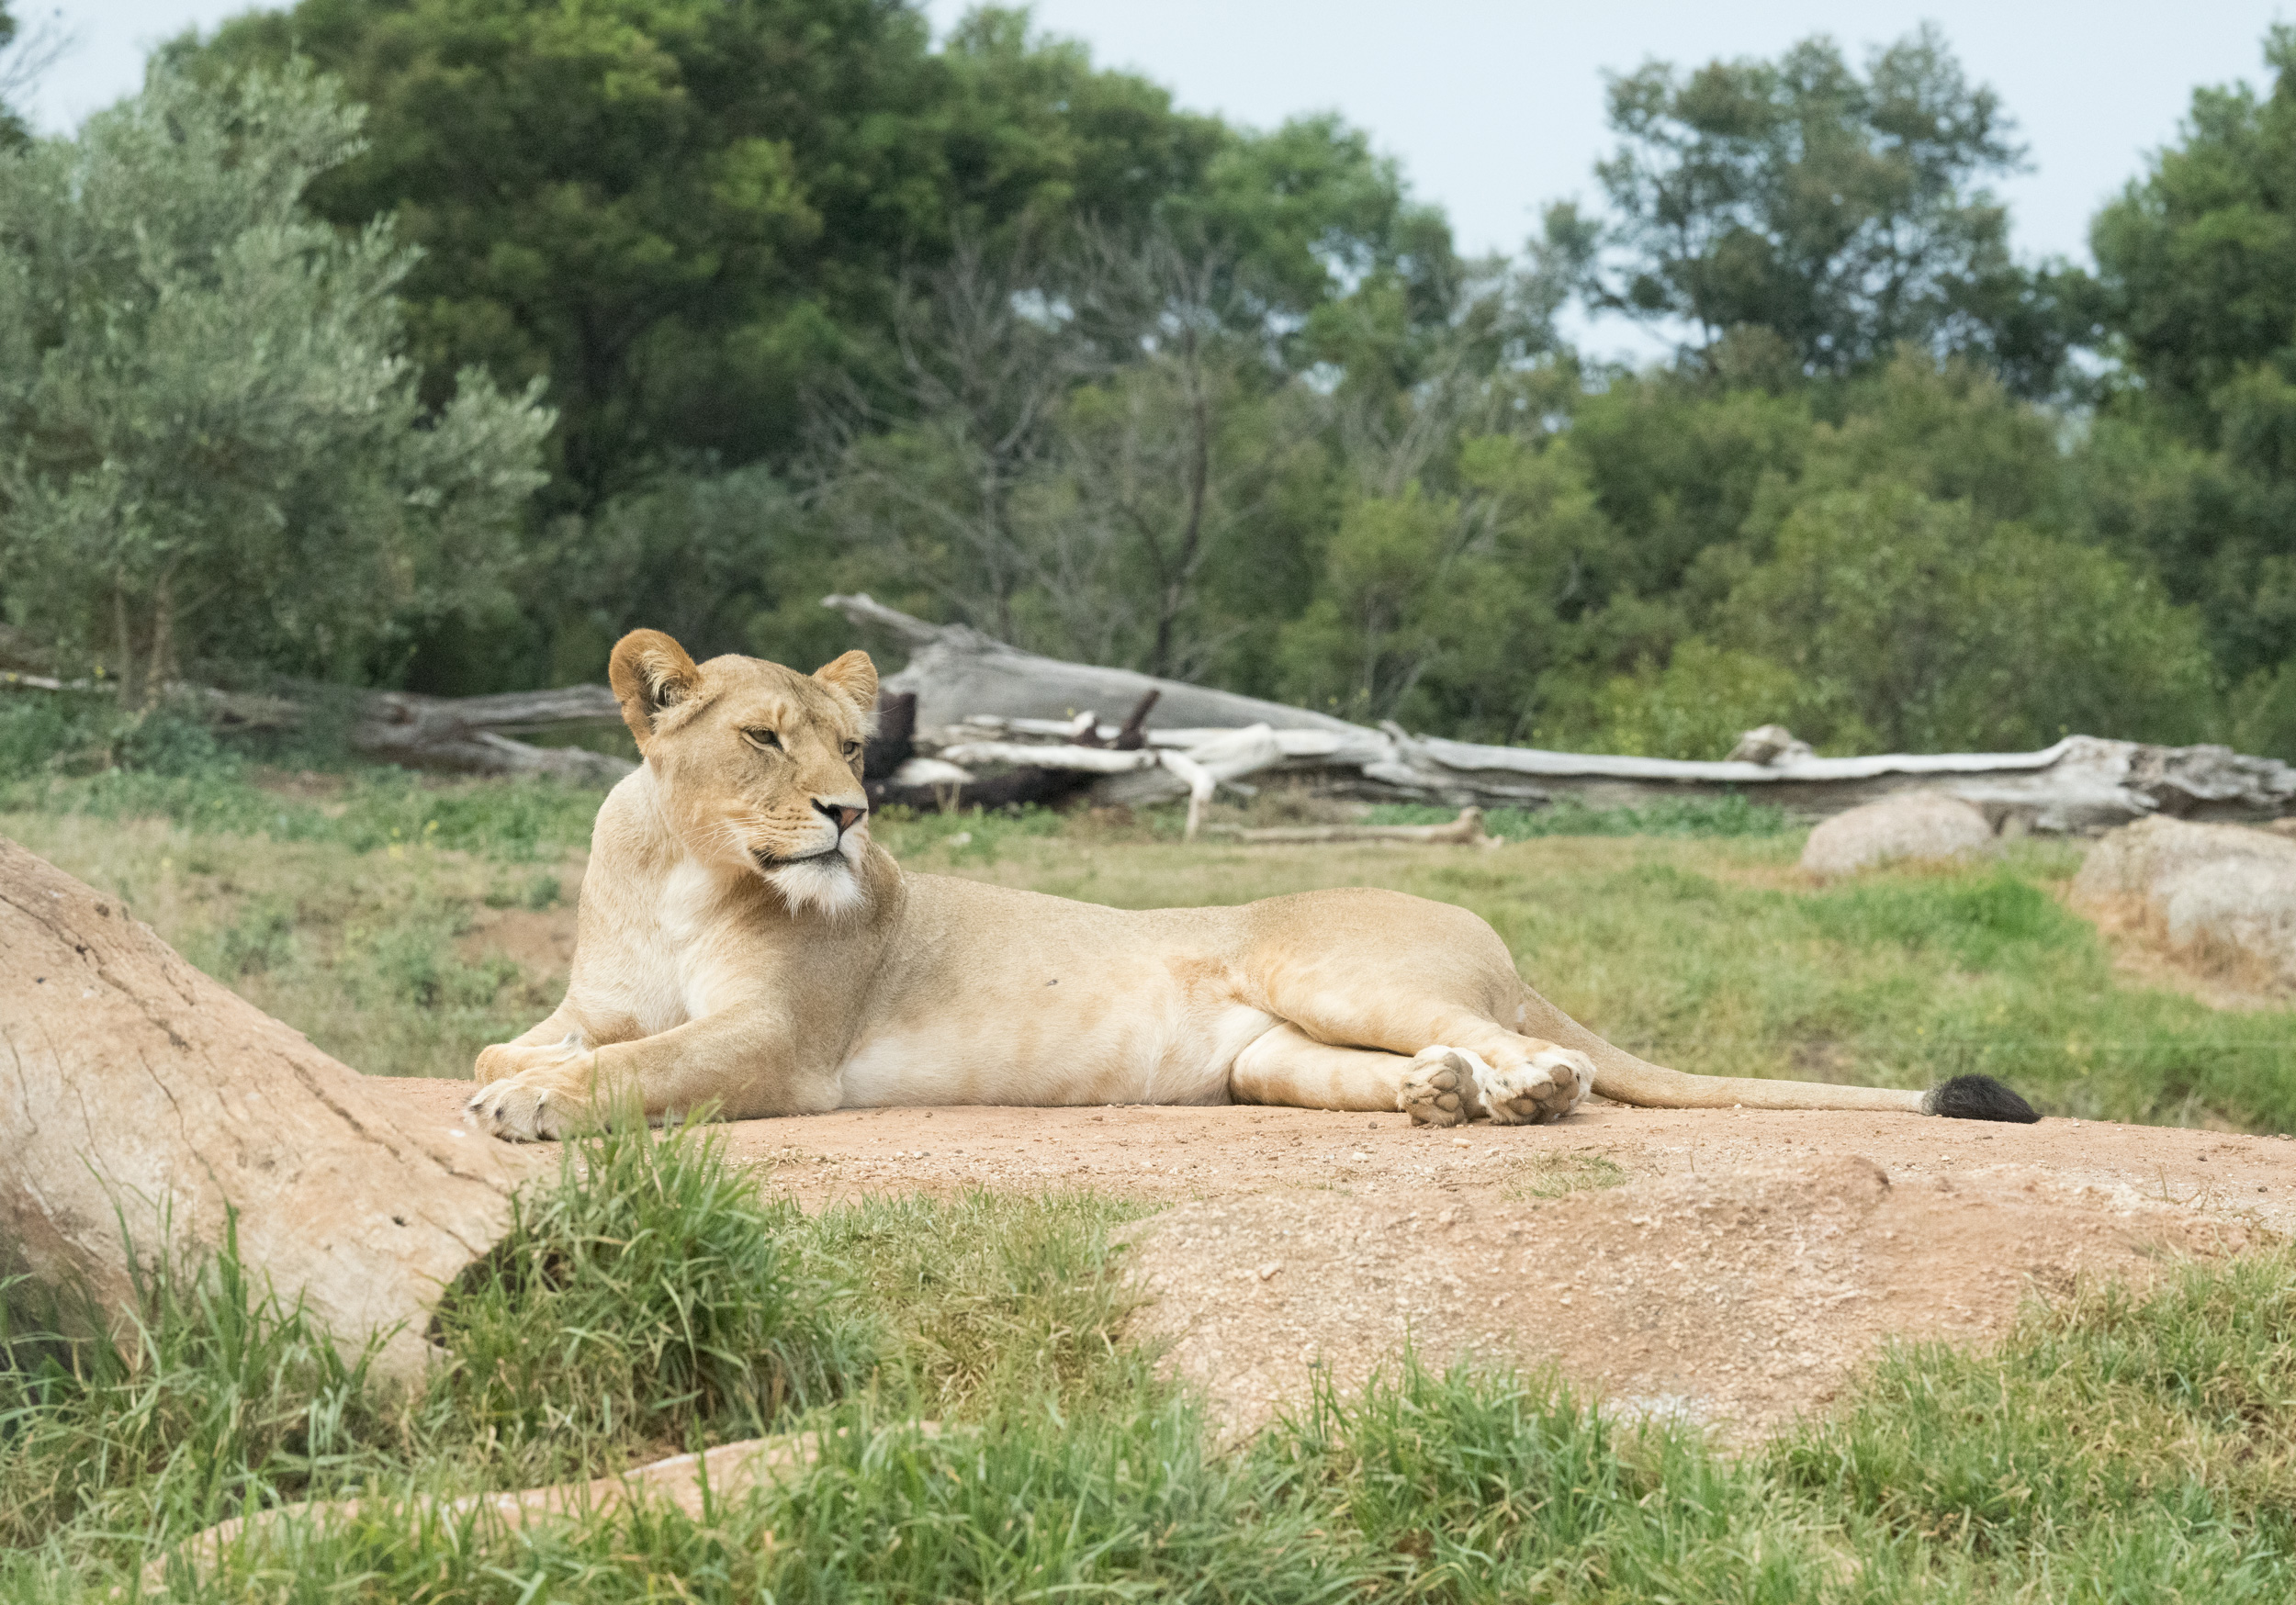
[6,1117,2294,1601]
[1366,791,1795,839]
[0,765,605,861]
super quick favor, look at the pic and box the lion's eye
[841,741,861,758]
[743,728,782,751]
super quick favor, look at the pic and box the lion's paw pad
[1399,1047,1479,1127]
[1475,1048,1594,1126]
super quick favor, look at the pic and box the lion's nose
[813,799,867,834]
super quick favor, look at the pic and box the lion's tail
[1514,982,2040,1123]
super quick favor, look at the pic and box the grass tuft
[0,1215,387,1555]
[428,1109,873,1460]
[1777,1243,2296,1560]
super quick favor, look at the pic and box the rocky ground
[382,1079,2292,1440]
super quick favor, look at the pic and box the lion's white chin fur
[762,832,869,917]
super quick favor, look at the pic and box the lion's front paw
[1473,1046,1594,1126]
[467,1075,583,1142]
[474,1034,587,1083]
[1399,1047,1483,1127]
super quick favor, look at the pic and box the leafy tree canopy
[189,2,1450,510]
[0,63,552,695]
[1550,25,2072,392]
[2090,26,2296,442]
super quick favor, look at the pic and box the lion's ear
[608,629,701,747]
[812,650,878,713]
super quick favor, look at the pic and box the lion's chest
[599,859,750,1036]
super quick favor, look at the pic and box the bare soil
[379,1078,2293,1439]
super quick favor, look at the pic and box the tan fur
[468,636,1929,1139]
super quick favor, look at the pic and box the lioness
[466,631,2039,1139]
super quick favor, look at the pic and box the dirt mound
[377,1082,2292,1438]
[1130,1153,2253,1439]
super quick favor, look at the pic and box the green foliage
[1718,482,2219,751]
[193,2,1437,519]
[0,2,31,149]
[1562,369,1811,602]
[1273,429,1615,738]
[2077,28,2296,693]
[2231,659,2296,760]
[1564,25,2071,390]
[1584,638,1842,759]
[2090,26,2296,438]
[24,13,2296,766]
[0,690,246,782]
[0,63,551,695]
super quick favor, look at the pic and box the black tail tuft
[1922,1073,2041,1123]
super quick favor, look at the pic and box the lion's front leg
[467,1008,836,1141]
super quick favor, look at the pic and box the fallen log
[827,595,2296,832]
[351,687,634,782]
[4,673,636,782]
[826,592,1360,735]
[0,835,534,1383]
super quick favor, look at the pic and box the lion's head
[608,630,880,916]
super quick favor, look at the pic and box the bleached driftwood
[0,836,534,1384]
[826,594,2296,832]
[827,592,1361,735]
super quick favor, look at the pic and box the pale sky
[21,2,2292,361]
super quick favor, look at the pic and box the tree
[2090,26,2296,441]
[809,230,1108,648]
[193,0,936,511]
[1276,413,1615,741]
[2079,27,2296,715]
[0,3,37,148]
[1557,26,2068,389]
[1716,483,2216,752]
[0,64,551,698]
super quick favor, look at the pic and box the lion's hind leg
[1230,1023,1419,1114]
[1228,1023,1593,1128]
[1228,1025,1476,1127]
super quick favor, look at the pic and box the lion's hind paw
[1399,1047,1481,1127]
[1474,1046,1593,1126]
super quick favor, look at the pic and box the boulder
[1798,791,1996,878]
[2072,815,2296,985]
